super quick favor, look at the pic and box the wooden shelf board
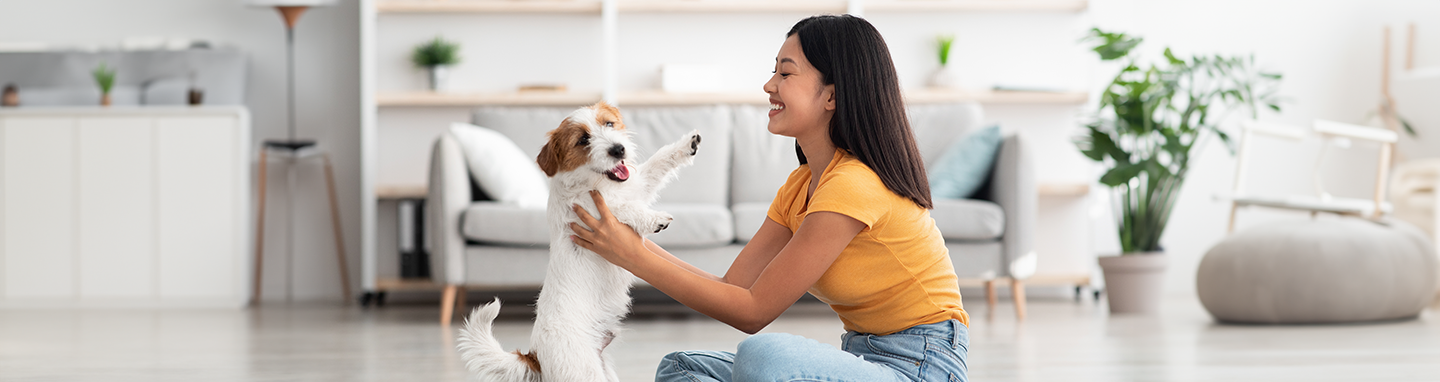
[866,0,1088,12]
[905,89,1088,104]
[376,1,601,14]
[620,0,847,13]
[375,278,445,291]
[376,91,601,107]
[1038,182,1090,197]
[376,184,429,199]
[376,90,1086,107]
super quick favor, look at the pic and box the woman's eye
[578,133,590,146]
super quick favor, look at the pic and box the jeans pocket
[862,333,926,380]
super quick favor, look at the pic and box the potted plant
[93,62,116,106]
[928,34,959,89]
[1077,28,1281,313]
[412,36,461,92]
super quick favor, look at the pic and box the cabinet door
[157,116,240,299]
[2,117,77,298]
[78,117,155,299]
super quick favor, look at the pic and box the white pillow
[448,122,548,209]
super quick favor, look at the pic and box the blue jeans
[656,319,968,382]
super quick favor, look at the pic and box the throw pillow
[930,124,1002,199]
[448,122,549,209]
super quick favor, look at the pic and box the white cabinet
[0,107,250,308]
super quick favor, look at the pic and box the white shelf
[377,1,601,13]
[866,0,1087,12]
[375,89,1087,106]
[375,0,1086,14]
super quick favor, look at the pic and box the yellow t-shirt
[767,148,969,335]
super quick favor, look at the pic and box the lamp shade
[246,0,336,7]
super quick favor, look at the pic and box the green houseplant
[93,62,116,106]
[411,37,461,92]
[928,34,959,89]
[1077,28,1282,313]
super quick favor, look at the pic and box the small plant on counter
[93,62,116,106]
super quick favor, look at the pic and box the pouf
[1197,218,1438,324]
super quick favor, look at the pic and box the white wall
[0,0,362,303]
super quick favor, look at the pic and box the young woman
[570,15,969,382]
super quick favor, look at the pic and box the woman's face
[764,35,835,139]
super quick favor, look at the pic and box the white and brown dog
[457,102,701,382]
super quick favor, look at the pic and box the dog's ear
[536,131,561,177]
[593,101,624,130]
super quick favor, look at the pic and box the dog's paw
[652,213,674,233]
[684,130,701,156]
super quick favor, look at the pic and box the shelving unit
[360,0,1095,298]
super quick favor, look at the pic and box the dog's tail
[456,298,542,382]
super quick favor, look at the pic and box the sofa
[427,103,1035,325]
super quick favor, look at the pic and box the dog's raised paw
[687,131,701,155]
[654,222,669,233]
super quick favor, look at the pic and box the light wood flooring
[1,296,1437,381]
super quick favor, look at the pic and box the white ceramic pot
[1098,252,1166,314]
[929,65,960,89]
[428,65,450,92]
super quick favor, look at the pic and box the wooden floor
[1,296,1437,381]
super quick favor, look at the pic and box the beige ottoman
[1197,218,1438,324]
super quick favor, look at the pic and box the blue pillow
[930,125,1002,199]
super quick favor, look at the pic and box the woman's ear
[823,84,836,111]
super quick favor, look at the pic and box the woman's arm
[571,191,862,334]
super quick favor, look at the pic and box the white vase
[1098,252,1167,314]
[428,65,450,92]
[929,64,960,89]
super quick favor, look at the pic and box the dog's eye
[577,133,590,146]
[604,121,614,128]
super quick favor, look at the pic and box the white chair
[1225,119,1398,232]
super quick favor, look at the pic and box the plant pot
[428,65,450,92]
[100,93,112,107]
[928,65,960,89]
[1098,252,1166,314]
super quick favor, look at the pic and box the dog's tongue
[612,163,629,181]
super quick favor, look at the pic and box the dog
[456,102,702,382]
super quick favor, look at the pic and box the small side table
[252,140,352,305]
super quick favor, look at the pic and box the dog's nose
[608,144,625,159]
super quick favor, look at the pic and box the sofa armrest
[427,134,471,285]
[990,132,1037,279]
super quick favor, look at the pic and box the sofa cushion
[472,106,578,160]
[461,201,734,247]
[648,203,736,248]
[907,103,985,168]
[731,105,801,204]
[619,106,734,205]
[448,123,549,208]
[461,202,549,246]
[732,202,770,243]
[930,125,1002,200]
[931,198,1005,240]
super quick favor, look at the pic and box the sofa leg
[984,280,997,312]
[440,285,458,327]
[1012,278,1027,320]
[454,286,468,316]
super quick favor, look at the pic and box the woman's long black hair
[788,15,933,209]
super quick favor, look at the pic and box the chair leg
[454,286,468,316]
[441,285,458,326]
[1012,278,1027,321]
[252,149,269,306]
[321,153,353,304]
[984,279,997,311]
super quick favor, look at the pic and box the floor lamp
[247,0,352,305]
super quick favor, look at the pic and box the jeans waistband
[850,319,966,343]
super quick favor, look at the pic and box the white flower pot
[928,65,960,89]
[428,65,451,92]
[1098,252,1167,314]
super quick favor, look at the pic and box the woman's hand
[570,190,647,269]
